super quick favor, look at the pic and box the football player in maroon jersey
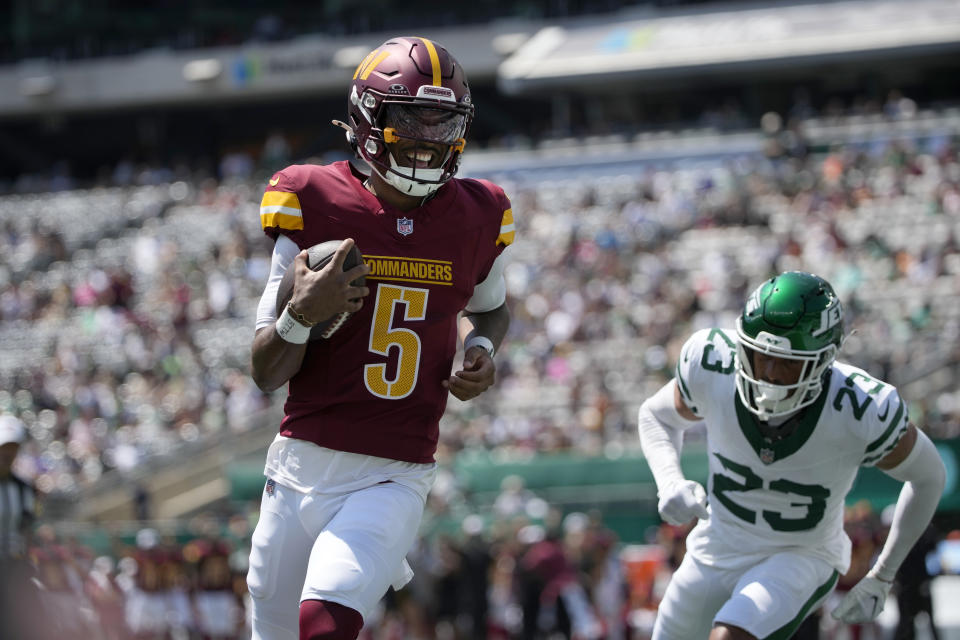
[247,36,514,640]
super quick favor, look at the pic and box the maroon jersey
[259,161,514,463]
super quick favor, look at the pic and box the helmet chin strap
[377,151,444,197]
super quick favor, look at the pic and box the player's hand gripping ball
[275,240,366,340]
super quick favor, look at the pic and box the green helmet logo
[736,271,844,419]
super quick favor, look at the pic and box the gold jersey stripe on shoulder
[260,190,303,230]
[497,208,515,246]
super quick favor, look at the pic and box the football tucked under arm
[274,240,366,341]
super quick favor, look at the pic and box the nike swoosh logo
[269,176,280,186]
[877,398,891,422]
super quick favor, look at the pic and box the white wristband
[464,335,495,357]
[276,305,311,344]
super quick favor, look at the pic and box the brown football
[275,240,365,340]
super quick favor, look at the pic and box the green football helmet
[735,271,844,419]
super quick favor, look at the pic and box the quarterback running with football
[247,37,513,639]
[638,271,945,640]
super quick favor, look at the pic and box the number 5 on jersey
[365,284,428,399]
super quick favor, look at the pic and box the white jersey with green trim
[674,328,908,573]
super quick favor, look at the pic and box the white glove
[657,480,709,525]
[830,572,894,624]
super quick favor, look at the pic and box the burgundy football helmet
[343,36,474,197]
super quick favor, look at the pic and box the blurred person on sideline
[893,522,942,640]
[123,527,172,639]
[516,522,604,640]
[0,414,52,638]
[637,271,946,639]
[826,501,885,640]
[246,36,513,640]
[188,536,244,639]
[85,555,130,640]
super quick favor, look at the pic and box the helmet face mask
[382,104,467,146]
[346,37,474,197]
[735,272,844,420]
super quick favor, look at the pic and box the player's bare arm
[874,421,917,470]
[710,623,755,640]
[673,382,699,420]
[444,302,510,401]
[251,239,370,391]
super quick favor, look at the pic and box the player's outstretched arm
[638,381,708,525]
[445,302,510,401]
[831,423,946,624]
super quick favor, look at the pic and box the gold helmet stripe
[417,37,442,86]
[358,50,391,81]
[352,50,378,80]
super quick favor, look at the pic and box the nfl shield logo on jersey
[760,448,775,465]
[265,478,276,496]
[397,217,414,236]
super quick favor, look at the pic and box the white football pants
[247,476,430,640]
[654,550,838,639]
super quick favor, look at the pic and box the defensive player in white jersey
[638,271,946,640]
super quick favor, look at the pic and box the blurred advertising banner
[499,0,960,92]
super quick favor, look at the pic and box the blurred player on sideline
[0,415,52,639]
[637,271,945,640]
[247,36,513,640]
